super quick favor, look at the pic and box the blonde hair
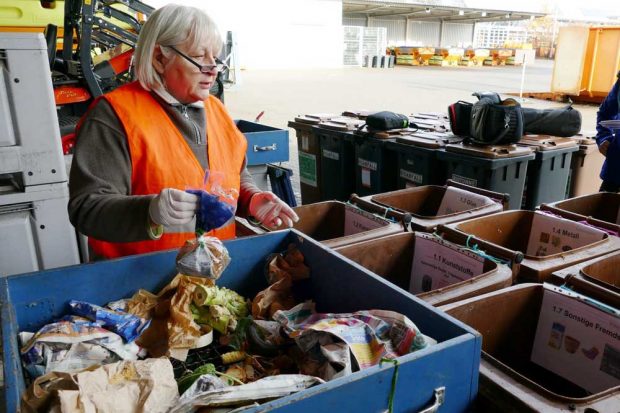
[134,4,223,90]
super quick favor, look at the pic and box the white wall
[368,17,406,46]
[408,21,440,46]
[147,0,343,69]
[441,23,474,48]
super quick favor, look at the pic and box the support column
[438,19,444,47]
[405,17,410,44]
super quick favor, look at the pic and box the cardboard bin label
[525,212,606,257]
[531,285,620,394]
[409,233,484,294]
[343,204,387,236]
[436,186,495,216]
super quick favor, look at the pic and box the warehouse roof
[343,0,546,23]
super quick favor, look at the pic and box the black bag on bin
[448,101,473,137]
[472,91,501,104]
[365,111,409,131]
[469,97,524,145]
[522,105,582,137]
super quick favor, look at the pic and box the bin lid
[518,135,578,151]
[355,126,408,140]
[341,110,374,120]
[396,131,462,148]
[294,114,338,125]
[446,143,534,158]
[409,117,449,132]
[569,132,598,146]
[318,117,365,131]
[410,112,449,121]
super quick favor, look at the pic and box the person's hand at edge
[248,191,299,230]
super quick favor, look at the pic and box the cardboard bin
[234,217,263,237]
[334,232,513,306]
[238,201,406,249]
[552,250,620,295]
[350,180,508,232]
[2,230,482,413]
[541,192,620,235]
[440,210,620,283]
[441,283,620,412]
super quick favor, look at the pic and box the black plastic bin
[386,132,461,188]
[518,135,579,210]
[437,143,535,210]
[315,123,358,201]
[354,135,398,197]
[289,115,336,204]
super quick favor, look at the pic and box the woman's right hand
[149,188,199,227]
[599,140,610,156]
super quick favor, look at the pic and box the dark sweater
[68,93,260,242]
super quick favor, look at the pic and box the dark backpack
[469,97,524,145]
[522,105,581,137]
[448,101,472,137]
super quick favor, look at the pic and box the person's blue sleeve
[596,79,620,145]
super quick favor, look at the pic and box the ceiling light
[425,7,431,13]
[459,10,464,16]
[481,11,487,17]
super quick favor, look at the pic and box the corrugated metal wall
[407,21,440,46]
[441,23,474,47]
[343,16,366,26]
[369,17,406,45]
[343,17,473,48]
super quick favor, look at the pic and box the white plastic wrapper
[169,374,323,413]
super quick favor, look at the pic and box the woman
[596,71,620,192]
[69,4,297,259]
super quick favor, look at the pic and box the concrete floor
[226,59,600,202]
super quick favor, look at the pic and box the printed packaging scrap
[273,302,435,380]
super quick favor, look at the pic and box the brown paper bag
[131,274,214,359]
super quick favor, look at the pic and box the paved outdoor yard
[225,59,600,202]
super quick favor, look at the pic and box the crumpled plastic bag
[20,317,142,379]
[68,300,149,343]
[176,235,231,279]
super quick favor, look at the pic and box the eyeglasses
[163,45,228,73]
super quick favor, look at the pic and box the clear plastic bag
[176,235,231,280]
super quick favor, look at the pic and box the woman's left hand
[249,191,299,230]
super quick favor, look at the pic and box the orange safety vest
[87,82,247,259]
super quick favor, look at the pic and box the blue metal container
[236,120,289,166]
[2,230,481,412]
